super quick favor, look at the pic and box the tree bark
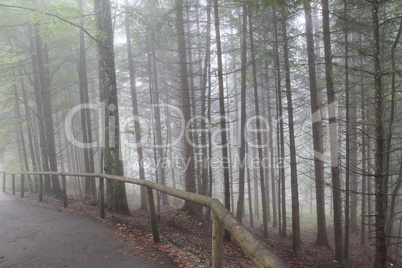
[321,0,344,261]
[385,17,402,253]
[94,0,129,213]
[78,0,96,198]
[20,66,39,192]
[199,0,212,198]
[35,33,62,197]
[213,0,231,239]
[273,7,286,238]
[372,1,387,266]
[14,86,32,193]
[249,11,269,238]
[125,0,148,211]
[303,0,330,248]
[175,0,197,215]
[235,5,248,223]
[280,7,300,252]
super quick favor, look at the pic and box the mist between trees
[0,0,401,267]
[65,102,336,153]
[126,154,290,173]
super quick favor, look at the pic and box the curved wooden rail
[1,171,288,268]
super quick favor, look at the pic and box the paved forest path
[0,192,174,267]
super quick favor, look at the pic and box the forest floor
[9,192,378,268]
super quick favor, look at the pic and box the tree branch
[0,3,100,44]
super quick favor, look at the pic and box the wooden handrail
[1,171,288,268]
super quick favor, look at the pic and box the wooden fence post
[39,174,43,202]
[12,174,15,195]
[147,186,160,243]
[99,176,105,218]
[212,212,223,268]
[62,175,67,208]
[20,174,24,198]
[3,172,5,192]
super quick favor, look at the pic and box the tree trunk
[94,0,129,213]
[267,79,277,228]
[125,0,148,211]
[35,33,62,197]
[199,0,212,198]
[185,4,201,195]
[303,0,330,248]
[321,0,344,261]
[273,7,287,238]
[280,7,300,252]
[263,59,277,228]
[246,150,254,227]
[343,1,351,256]
[150,38,169,206]
[20,67,39,192]
[78,0,96,198]
[175,0,197,215]
[235,5,248,223]
[29,21,51,195]
[372,1,387,266]
[14,86,32,193]
[213,0,231,239]
[142,1,170,205]
[385,18,402,253]
[249,11,269,238]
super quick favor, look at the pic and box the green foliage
[121,3,176,42]
[0,45,27,65]
[27,4,85,43]
[231,0,303,10]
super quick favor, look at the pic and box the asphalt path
[0,192,174,267]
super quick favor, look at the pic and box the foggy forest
[0,0,401,267]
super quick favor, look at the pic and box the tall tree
[78,0,96,198]
[385,17,402,255]
[342,0,358,258]
[249,10,269,238]
[321,0,344,261]
[14,86,33,193]
[175,0,197,215]
[235,5,248,223]
[303,0,330,248]
[280,6,300,252]
[264,60,277,228]
[372,0,387,266]
[20,67,39,192]
[213,0,231,220]
[145,0,169,206]
[199,0,212,198]
[273,6,286,238]
[94,0,129,213]
[33,15,62,197]
[124,0,147,211]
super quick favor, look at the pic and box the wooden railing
[1,171,288,268]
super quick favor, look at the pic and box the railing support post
[99,176,105,218]
[39,174,43,202]
[147,186,160,243]
[20,174,24,198]
[212,212,223,268]
[62,175,67,208]
[12,174,15,195]
[3,172,6,192]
